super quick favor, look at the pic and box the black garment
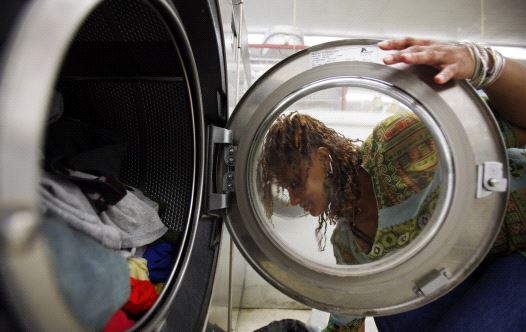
[254,319,311,332]
[44,117,128,211]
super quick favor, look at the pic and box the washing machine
[0,0,510,331]
[1,0,229,330]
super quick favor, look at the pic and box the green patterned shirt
[331,112,440,265]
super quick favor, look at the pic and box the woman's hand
[377,37,475,85]
[378,37,526,139]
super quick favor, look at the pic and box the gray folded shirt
[40,171,167,249]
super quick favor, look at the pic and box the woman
[259,38,526,331]
[260,110,439,263]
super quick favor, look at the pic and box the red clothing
[103,310,134,332]
[123,277,158,315]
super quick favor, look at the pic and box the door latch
[476,161,508,198]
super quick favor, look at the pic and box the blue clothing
[144,242,177,283]
[375,252,526,332]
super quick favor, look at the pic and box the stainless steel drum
[0,0,226,330]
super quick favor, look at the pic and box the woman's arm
[484,59,526,130]
[378,38,526,134]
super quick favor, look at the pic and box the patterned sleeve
[496,117,518,148]
[361,112,438,209]
[323,314,364,332]
[482,97,526,257]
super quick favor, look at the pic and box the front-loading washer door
[221,39,509,316]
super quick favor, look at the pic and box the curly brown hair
[259,112,362,250]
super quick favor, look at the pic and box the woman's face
[286,147,330,217]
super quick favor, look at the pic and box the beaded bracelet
[461,41,506,89]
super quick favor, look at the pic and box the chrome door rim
[0,1,103,330]
[223,40,508,315]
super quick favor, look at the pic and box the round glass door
[222,40,508,315]
[253,84,445,270]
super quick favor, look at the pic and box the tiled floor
[234,309,378,332]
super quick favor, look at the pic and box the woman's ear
[317,147,333,176]
[316,147,330,161]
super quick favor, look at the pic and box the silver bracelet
[460,42,481,86]
[461,41,506,89]
[471,44,487,88]
[482,47,506,88]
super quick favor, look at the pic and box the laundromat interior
[1,0,526,331]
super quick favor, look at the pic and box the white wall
[243,0,526,47]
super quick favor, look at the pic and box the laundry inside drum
[40,0,198,330]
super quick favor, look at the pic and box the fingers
[382,47,442,65]
[434,63,458,84]
[399,49,447,65]
[378,38,475,83]
[378,37,433,50]
[382,53,402,65]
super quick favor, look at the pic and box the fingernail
[378,41,388,47]
[436,74,446,84]
[384,55,393,63]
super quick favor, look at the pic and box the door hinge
[207,125,236,212]
[222,144,237,193]
[476,161,508,198]
[414,268,451,297]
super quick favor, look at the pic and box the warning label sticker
[310,46,389,67]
